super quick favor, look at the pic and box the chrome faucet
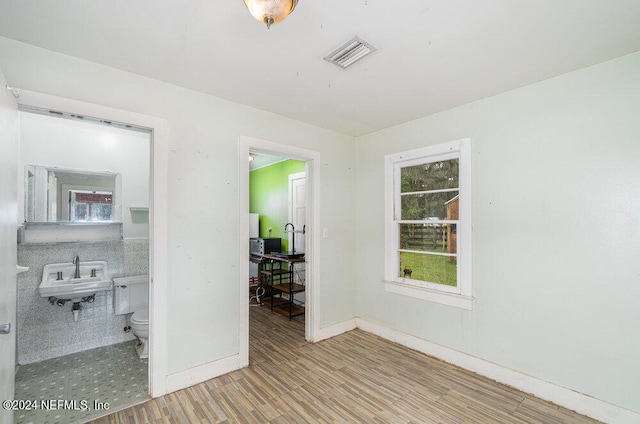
[73,255,81,279]
[284,223,296,253]
[284,223,306,254]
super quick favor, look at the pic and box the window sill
[384,280,473,310]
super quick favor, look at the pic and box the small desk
[253,253,305,320]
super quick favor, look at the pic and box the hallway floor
[90,306,601,423]
[14,340,148,424]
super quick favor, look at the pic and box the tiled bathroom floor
[14,340,148,424]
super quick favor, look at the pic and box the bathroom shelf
[19,221,123,243]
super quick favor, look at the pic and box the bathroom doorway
[12,90,170,419]
[15,108,151,422]
[239,136,320,367]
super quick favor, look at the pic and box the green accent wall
[250,159,305,253]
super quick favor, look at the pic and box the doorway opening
[12,90,170,419]
[249,154,306,318]
[238,136,320,367]
[14,108,152,422]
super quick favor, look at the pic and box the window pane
[401,191,458,220]
[401,158,459,193]
[71,190,113,222]
[400,251,457,287]
[91,204,113,221]
[400,223,453,253]
[74,204,88,221]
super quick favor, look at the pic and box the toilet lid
[131,309,149,324]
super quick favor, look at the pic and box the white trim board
[314,318,357,342]
[165,355,241,394]
[353,318,638,424]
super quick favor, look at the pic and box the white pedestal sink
[39,261,111,302]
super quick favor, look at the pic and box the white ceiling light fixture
[324,36,377,69]
[243,0,298,29]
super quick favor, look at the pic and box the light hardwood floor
[91,306,601,423]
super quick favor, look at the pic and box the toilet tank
[113,275,149,315]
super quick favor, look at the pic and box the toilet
[113,275,149,359]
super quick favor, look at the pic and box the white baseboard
[165,354,241,395]
[161,318,639,423]
[163,319,358,395]
[313,318,357,342]
[355,318,639,424]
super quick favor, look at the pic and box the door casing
[238,136,321,367]
[0,75,19,424]
[15,89,170,398]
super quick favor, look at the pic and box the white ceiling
[0,0,639,137]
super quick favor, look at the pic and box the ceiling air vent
[324,36,377,69]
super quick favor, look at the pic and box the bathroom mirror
[18,109,150,242]
[24,165,122,223]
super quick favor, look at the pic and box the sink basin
[39,261,111,301]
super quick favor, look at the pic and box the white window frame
[384,138,473,310]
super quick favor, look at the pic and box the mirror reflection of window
[23,164,121,223]
[69,191,114,222]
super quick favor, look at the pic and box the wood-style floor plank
[90,306,601,424]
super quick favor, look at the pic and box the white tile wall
[16,239,149,364]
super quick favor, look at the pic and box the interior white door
[0,75,19,424]
[288,172,306,254]
[288,172,305,292]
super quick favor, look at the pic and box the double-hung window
[384,138,472,310]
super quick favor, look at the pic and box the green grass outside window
[400,251,457,287]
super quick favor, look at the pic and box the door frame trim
[15,89,169,397]
[238,136,320,367]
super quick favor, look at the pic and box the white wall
[19,112,150,238]
[0,36,358,375]
[355,52,640,414]
[3,33,638,416]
